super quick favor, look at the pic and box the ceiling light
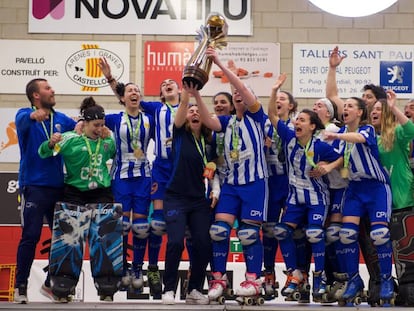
[309,0,398,17]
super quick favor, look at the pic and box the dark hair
[213,91,235,114]
[25,78,47,105]
[159,79,180,103]
[280,90,298,115]
[301,108,325,134]
[362,84,387,100]
[115,82,137,106]
[80,97,105,121]
[350,96,369,125]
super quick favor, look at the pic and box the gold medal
[230,150,239,161]
[340,167,349,179]
[134,148,144,159]
[203,162,217,180]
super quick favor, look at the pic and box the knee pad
[237,222,260,246]
[122,216,131,236]
[370,224,390,246]
[273,222,293,241]
[326,222,342,243]
[209,221,231,242]
[305,225,325,243]
[339,224,359,245]
[131,219,150,239]
[150,219,166,236]
[262,222,277,238]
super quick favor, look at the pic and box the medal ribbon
[192,133,207,166]
[342,126,353,169]
[124,112,142,149]
[231,116,239,153]
[304,137,317,168]
[165,102,177,118]
[82,134,101,178]
[34,107,54,139]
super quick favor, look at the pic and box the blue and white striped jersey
[218,106,268,186]
[140,101,178,160]
[105,111,154,179]
[334,124,390,184]
[277,120,341,206]
[264,117,293,177]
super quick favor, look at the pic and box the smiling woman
[309,0,398,17]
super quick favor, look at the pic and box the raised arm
[326,46,346,117]
[267,73,287,127]
[98,57,121,100]
[174,87,191,128]
[205,47,257,108]
[387,90,409,125]
[183,82,221,131]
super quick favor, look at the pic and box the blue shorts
[329,187,345,215]
[151,158,172,200]
[112,176,151,215]
[215,179,268,222]
[281,201,327,227]
[267,174,288,221]
[342,179,391,223]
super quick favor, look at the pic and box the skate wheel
[226,288,234,296]
[292,292,301,301]
[235,296,244,305]
[275,281,280,289]
[245,297,253,305]
[304,284,311,291]
[218,296,225,304]
[354,296,362,305]
[256,297,265,305]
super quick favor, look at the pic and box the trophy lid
[205,12,228,38]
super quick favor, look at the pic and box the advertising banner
[293,44,414,98]
[0,40,129,95]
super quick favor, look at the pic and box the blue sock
[211,221,231,274]
[371,224,393,278]
[279,227,297,271]
[132,218,148,266]
[340,222,360,277]
[148,210,164,266]
[263,235,278,271]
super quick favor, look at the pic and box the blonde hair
[378,99,396,152]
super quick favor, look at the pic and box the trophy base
[182,66,209,90]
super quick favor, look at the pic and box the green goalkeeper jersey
[39,131,116,191]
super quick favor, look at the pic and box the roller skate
[147,265,162,299]
[235,273,265,306]
[120,264,132,291]
[263,270,279,300]
[312,270,327,303]
[321,272,347,303]
[208,272,233,304]
[338,273,366,306]
[131,263,144,292]
[379,275,395,307]
[281,269,310,303]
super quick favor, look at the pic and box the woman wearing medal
[268,76,343,302]
[196,47,269,301]
[262,82,298,297]
[161,85,212,305]
[104,82,156,294]
[323,97,394,304]
[38,96,115,205]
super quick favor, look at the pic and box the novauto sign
[29,0,252,36]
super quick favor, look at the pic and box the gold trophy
[182,12,228,90]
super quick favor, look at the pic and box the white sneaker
[162,290,175,305]
[208,272,227,300]
[131,268,144,289]
[236,272,263,296]
[13,285,28,304]
[186,289,209,305]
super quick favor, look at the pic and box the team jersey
[377,121,414,210]
[38,131,116,191]
[166,125,208,199]
[105,111,154,179]
[140,101,178,160]
[277,119,342,206]
[217,105,268,186]
[316,122,348,190]
[264,117,293,177]
[333,124,390,184]
[16,108,76,188]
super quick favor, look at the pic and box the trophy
[182,12,228,90]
